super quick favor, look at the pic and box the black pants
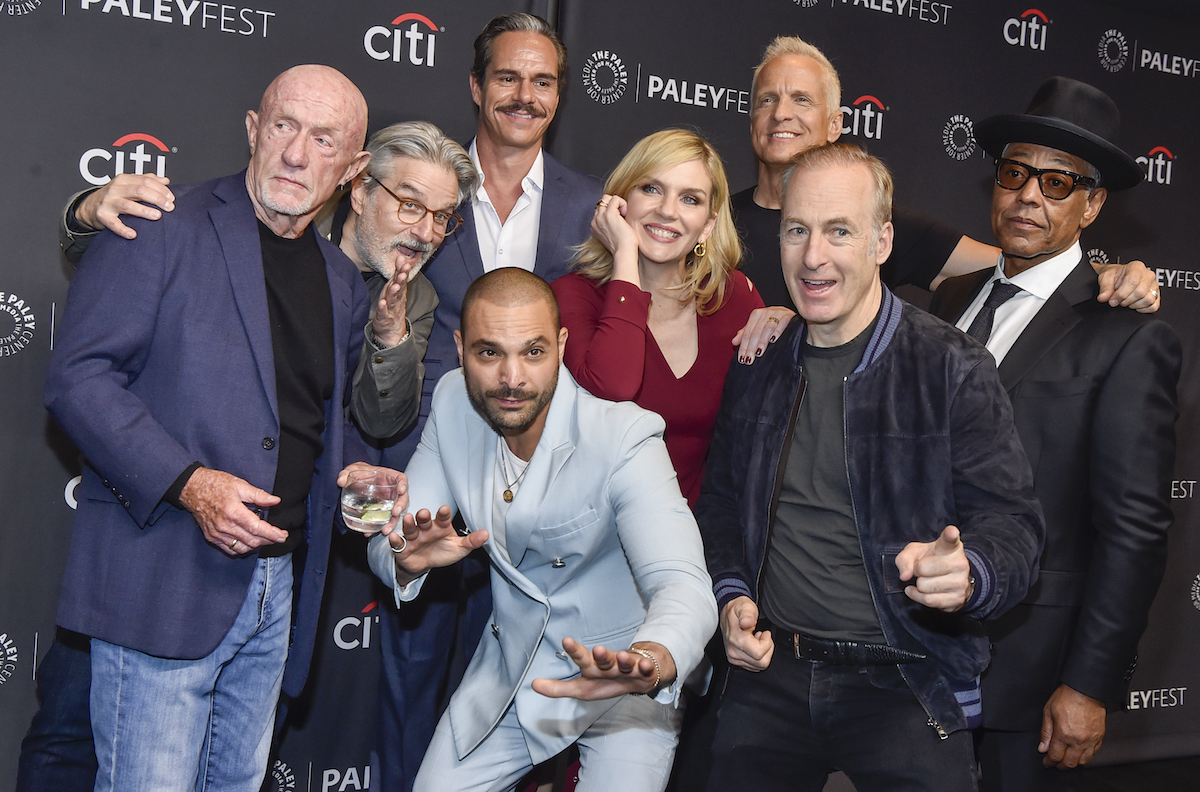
[977,728,1080,792]
[708,633,977,792]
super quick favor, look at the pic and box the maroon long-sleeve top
[553,270,763,506]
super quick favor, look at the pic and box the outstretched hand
[532,638,676,700]
[895,525,973,612]
[733,306,795,365]
[387,504,488,586]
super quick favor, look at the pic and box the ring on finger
[389,534,408,554]
[229,538,239,551]
[765,316,780,324]
[596,200,608,208]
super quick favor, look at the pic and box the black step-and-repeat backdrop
[1,0,1197,788]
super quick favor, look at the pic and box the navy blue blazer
[45,171,371,697]
[375,150,601,469]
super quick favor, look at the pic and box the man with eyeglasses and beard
[931,77,1180,791]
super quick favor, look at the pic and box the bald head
[460,267,561,338]
[246,65,371,237]
[259,65,368,148]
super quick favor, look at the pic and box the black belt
[788,632,926,666]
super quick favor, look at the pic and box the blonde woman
[553,129,792,505]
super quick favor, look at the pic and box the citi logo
[1004,8,1048,51]
[79,133,172,187]
[841,95,885,139]
[333,601,379,650]
[1137,147,1175,185]
[364,13,439,67]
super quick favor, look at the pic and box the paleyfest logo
[79,133,175,187]
[582,50,628,105]
[364,12,440,67]
[1098,29,1129,72]
[6,0,40,15]
[0,291,36,357]
[942,114,975,161]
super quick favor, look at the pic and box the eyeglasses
[994,158,1097,200]
[369,175,463,234]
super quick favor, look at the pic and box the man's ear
[454,329,464,366]
[1079,187,1108,230]
[245,111,259,156]
[557,326,568,364]
[874,221,895,267]
[469,72,483,109]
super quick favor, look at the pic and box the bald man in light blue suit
[357,268,716,792]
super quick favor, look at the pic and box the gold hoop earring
[693,240,707,258]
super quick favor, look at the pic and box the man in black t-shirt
[732,36,1159,315]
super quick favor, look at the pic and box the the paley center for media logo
[364,12,441,67]
[79,133,175,187]
[581,48,749,114]
[941,114,975,161]
[0,291,36,358]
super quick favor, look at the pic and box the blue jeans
[90,554,292,792]
[16,629,97,792]
[708,632,977,792]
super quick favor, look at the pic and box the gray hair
[363,121,479,207]
[752,36,841,114]
[782,143,893,241]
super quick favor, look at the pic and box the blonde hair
[573,129,741,315]
[752,36,841,114]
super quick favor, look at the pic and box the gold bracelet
[628,647,661,695]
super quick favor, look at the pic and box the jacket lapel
[533,155,568,278]
[210,173,278,423]
[997,258,1094,391]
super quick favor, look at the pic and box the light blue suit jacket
[369,365,716,763]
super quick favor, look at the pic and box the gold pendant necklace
[499,441,528,503]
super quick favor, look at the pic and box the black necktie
[965,281,1022,345]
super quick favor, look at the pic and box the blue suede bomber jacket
[696,289,1044,736]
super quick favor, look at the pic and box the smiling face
[350,156,460,280]
[991,142,1108,277]
[245,66,368,236]
[781,161,893,348]
[623,159,718,272]
[455,296,567,448]
[750,54,843,170]
[470,31,560,152]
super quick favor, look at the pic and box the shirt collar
[992,241,1082,301]
[468,139,545,199]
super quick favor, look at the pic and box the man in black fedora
[931,76,1181,791]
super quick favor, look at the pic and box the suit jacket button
[379,390,389,397]
[551,558,566,568]
[262,437,275,450]
[556,651,569,660]
[374,356,384,364]
[492,624,500,638]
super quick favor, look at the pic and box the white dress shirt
[955,241,1083,365]
[470,140,544,273]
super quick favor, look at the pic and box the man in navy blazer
[44,65,377,792]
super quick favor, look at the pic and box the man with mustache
[40,65,375,792]
[350,267,716,791]
[930,77,1180,791]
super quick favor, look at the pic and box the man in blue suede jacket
[697,143,1044,792]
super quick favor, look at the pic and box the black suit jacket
[930,259,1180,729]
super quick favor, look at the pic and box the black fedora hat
[975,76,1143,191]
